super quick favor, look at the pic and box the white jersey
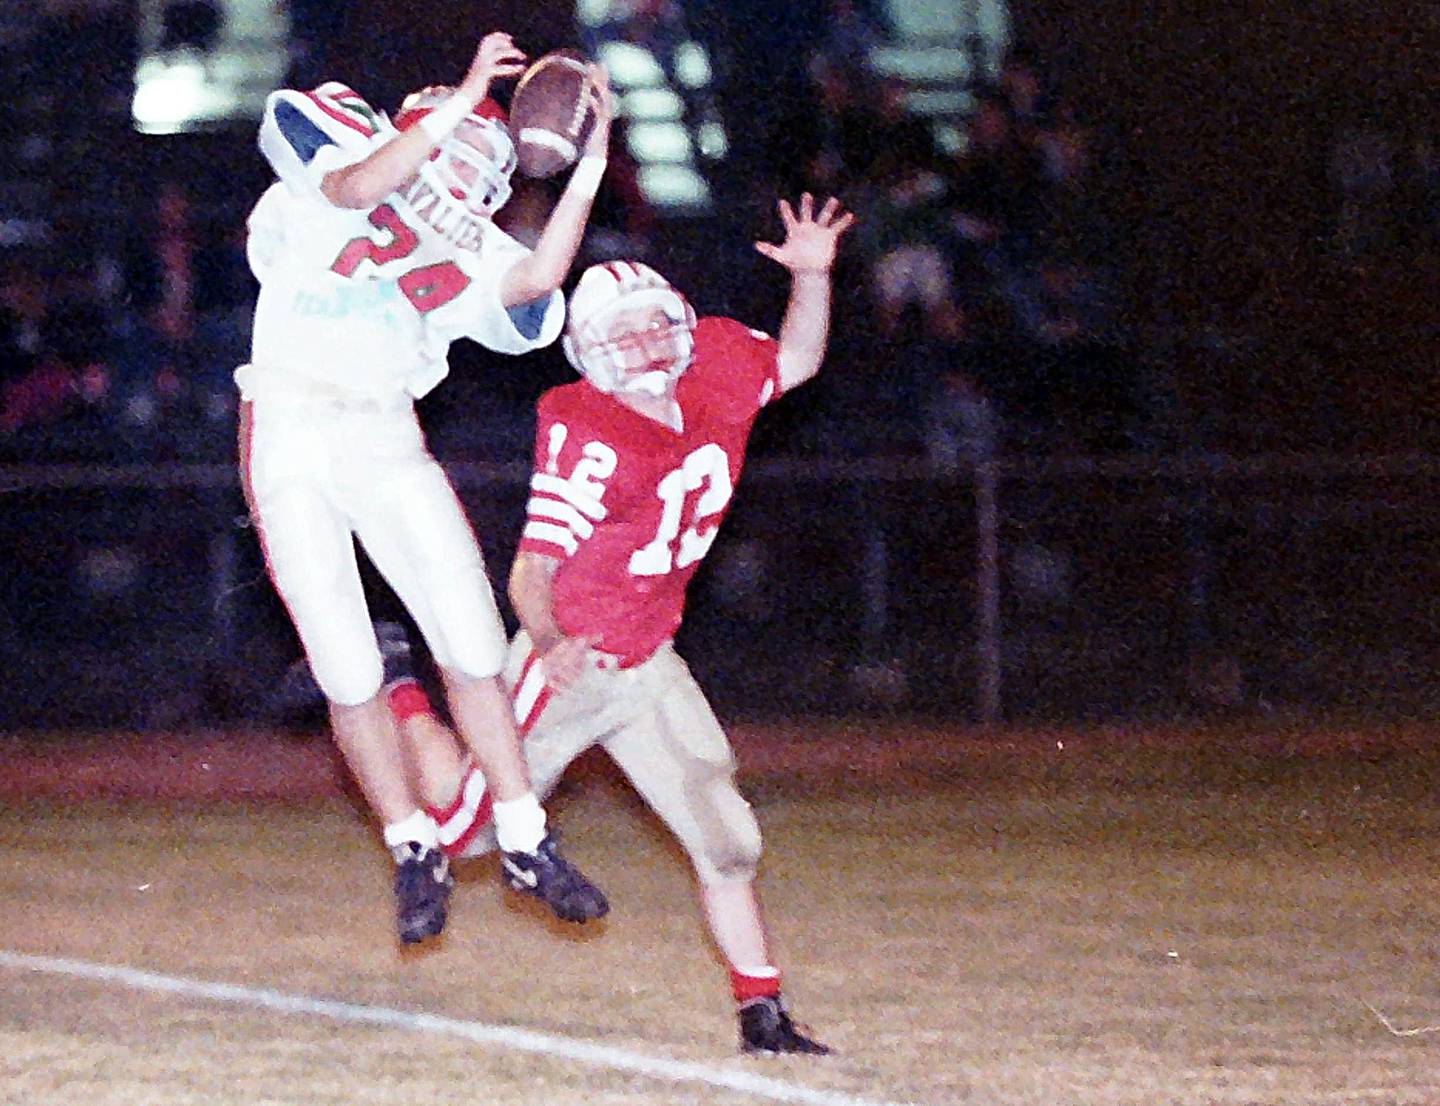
[237,82,564,404]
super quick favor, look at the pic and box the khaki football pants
[488,631,763,884]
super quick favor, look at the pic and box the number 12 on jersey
[629,443,734,577]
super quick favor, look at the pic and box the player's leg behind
[389,628,614,858]
[355,468,607,921]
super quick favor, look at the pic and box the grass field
[3,718,1440,1105]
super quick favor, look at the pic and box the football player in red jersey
[384,193,854,1053]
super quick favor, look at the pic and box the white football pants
[239,396,507,705]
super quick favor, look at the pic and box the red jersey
[519,316,783,665]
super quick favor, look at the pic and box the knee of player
[313,651,384,706]
[434,651,505,686]
[425,615,507,683]
[697,819,763,883]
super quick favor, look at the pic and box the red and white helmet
[394,86,517,232]
[562,261,697,397]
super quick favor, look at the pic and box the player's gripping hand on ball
[458,31,528,105]
[579,64,614,160]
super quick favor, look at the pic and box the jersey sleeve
[695,316,784,415]
[430,223,565,354]
[257,82,388,203]
[518,391,612,560]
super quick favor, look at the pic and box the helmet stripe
[304,90,377,136]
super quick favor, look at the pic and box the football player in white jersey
[238,31,610,944]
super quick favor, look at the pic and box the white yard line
[0,950,920,1106]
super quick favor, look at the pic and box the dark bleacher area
[4,1,1440,729]
[0,0,1160,469]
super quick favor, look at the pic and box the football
[509,49,596,179]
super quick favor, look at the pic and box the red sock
[730,966,782,1003]
[386,679,435,724]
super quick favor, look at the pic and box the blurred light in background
[131,0,289,135]
[671,41,712,89]
[869,0,1011,154]
[581,1,720,212]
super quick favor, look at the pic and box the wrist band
[418,95,471,143]
[569,155,607,196]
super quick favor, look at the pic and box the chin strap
[619,369,676,398]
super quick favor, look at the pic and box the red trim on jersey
[305,89,377,136]
[518,495,577,560]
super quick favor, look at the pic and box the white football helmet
[562,261,697,397]
[394,86,517,239]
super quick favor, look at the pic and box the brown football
[509,49,596,179]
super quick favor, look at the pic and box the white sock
[733,965,779,979]
[492,793,547,854]
[383,810,440,854]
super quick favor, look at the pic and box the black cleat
[739,996,832,1055]
[501,834,609,923]
[393,843,452,944]
[375,620,417,689]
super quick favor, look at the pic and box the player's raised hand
[458,31,528,104]
[581,64,614,158]
[753,194,855,274]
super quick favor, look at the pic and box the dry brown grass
[4,719,1440,1105]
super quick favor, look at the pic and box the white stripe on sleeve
[531,473,608,521]
[523,521,578,555]
[526,495,595,540]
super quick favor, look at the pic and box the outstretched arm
[321,32,527,209]
[500,67,615,308]
[754,194,856,392]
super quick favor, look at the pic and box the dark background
[12,0,1438,449]
[1017,0,1440,452]
[1,0,1437,729]
[325,0,1440,452]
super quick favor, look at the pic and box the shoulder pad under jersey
[258,82,391,199]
